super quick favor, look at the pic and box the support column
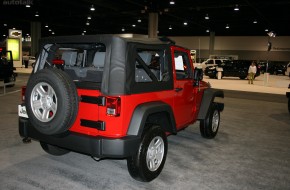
[30,22,41,57]
[209,32,215,56]
[148,12,158,38]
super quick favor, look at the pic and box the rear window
[38,43,106,84]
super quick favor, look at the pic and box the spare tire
[25,68,78,135]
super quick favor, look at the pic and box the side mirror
[193,68,203,85]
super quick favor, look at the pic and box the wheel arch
[127,101,177,136]
[197,88,224,120]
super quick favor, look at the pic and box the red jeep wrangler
[18,35,224,182]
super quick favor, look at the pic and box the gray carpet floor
[0,86,289,190]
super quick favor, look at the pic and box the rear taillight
[106,97,121,116]
[21,86,26,102]
[52,59,65,65]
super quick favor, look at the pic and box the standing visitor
[248,61,257,84]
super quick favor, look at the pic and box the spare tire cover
[25,68,78,135]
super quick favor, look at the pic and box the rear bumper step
[19,117,140,158]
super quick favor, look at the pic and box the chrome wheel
[30,82,57,122]
[146,136,165,172]
[211,110,220,132]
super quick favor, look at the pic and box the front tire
[200,103,220,139]
[127,125,167,182]
[40,142,70,156]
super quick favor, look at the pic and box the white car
[200,59,228,70]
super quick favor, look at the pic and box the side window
[174,51,191,80]
[135,49,168,83]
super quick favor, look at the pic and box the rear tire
[200,103,220,139]
[40,142,70,156]
[127,125,167,182]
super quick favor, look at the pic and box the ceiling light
[234,4,239,11]
[206,29,210,33]
[87,16,91,20]
[253,20,257,24]
[25,4,30,8]
[3,34,6,37]
[12,28,16,29]
[121,27,125,32]
[35,12,39,17]
[169,0,175,5]
[183,22,188,26]
[82,33,85,35]
[83,30,86,33]
[226,24,229,29]
[265,29,269,32]
[132,24,136,27]
[169,25,172,30]
[205,14,209,20]
[52,32,55,35]
[90,5,95,11]
[26,33,29,36]
[45,24,48,28]
[4,24,7,27]
[86,21,90,25]
[138,19,141,23]
[49,29,52,32]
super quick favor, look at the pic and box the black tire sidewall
[127,125,168,182]
[40,142,70,156]
[25,68,78,135]
[200,103,220,139]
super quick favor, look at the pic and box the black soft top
[39,35,178,95]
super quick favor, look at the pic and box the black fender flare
[127,101,176,136]
[197,88,224,120]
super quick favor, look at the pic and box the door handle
[175,88,183,92]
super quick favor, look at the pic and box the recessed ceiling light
[253,20,257,24]
[86,21,90,26]
[49,29,52,31]
[138,19,141,23]
[226,24,230,29]
[83,30,86,33]
[183,22,188,26]
[132,24,136,27]
[265,29,269,32]
[82,33,85,35]
[52,32,55,35]
[3,34,6,37]
[90,5,95,11]
[4,24,7,27]
[169,0,175,5]
[205,14,209,20]
[234,4,239,11]
[122,27,125,32]
[35,12,39,17]
[206,29,210,33]
[87,16,91,20]
[169,25,172,30]
[45,24,48,28]
[25,4,30,8]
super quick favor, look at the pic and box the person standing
[248,61,257,84]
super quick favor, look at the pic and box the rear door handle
[175,88,183,92]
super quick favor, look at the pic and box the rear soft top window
[36,43,106,89]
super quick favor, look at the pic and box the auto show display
[204,60,261,79]
[18,35,224,182]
